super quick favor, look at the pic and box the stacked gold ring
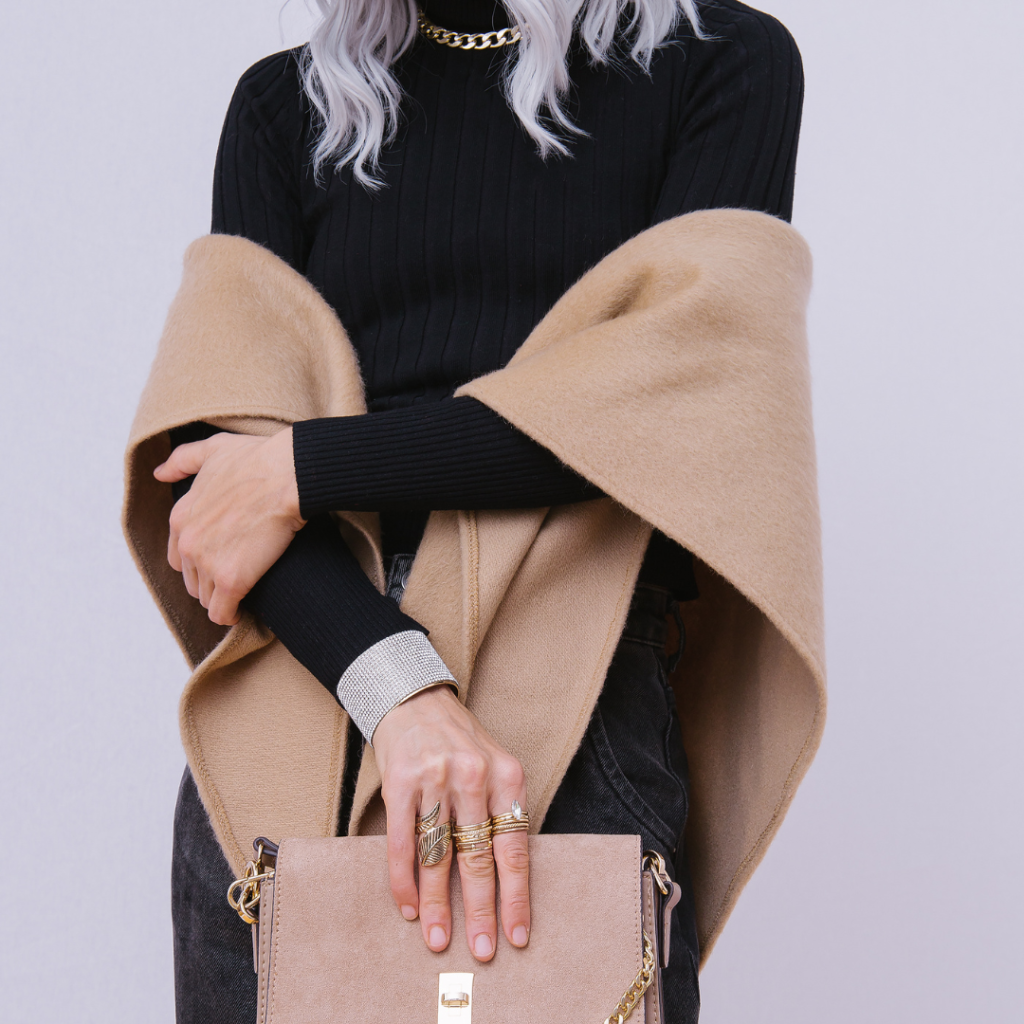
[491,799,530,837]
[416,802,452,867]
[452,818,494,854]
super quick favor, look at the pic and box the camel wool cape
[123,209,825,962]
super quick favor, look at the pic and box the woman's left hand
[153,428,305,625]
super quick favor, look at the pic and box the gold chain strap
[604,931,656,1024]
[416,8,523,50]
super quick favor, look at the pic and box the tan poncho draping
[123,209,825,962]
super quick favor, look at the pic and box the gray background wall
[1,1,1021,1020]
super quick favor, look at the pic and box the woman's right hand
[371,684,530,961]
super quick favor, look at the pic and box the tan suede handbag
[228,833,682,1024]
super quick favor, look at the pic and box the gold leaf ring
[416,802,452,866]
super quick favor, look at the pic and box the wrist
[372,681,459,775]
[392,678,460,711]
[335,630,459,744]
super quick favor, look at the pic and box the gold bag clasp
[438,973,474,1023]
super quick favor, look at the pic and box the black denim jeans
[172,584,699,1023]
[540,583,700,1021]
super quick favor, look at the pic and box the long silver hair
[300,0,703,186]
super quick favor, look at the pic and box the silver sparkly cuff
[337,630,458,744]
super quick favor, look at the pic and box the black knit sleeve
[293,397,602,520]
[244,516,427,685]
[212,50,309,270]
[653,3,804,223]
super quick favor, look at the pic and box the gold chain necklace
[416,8,523,50]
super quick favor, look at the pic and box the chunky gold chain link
[604,931,656,1024]
[227,843,275,925]
[417,8,523,50]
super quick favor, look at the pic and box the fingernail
[429,926,447,950]
[512,925,528,946]
[401,905,417,921]
[474,934,493,958]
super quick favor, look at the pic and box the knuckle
[418,889,450,916]
[177,531,198,562]
[213,570,240,597]
[381,769,415,800]
[422,754,450,788]
[458,851,496,881]
[495,756,525,792]
[497,841,530,874]
[463,893,497,917]
[503,891,531,918]
[453,752,489,792]
[226,570,248,598]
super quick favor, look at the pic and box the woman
[153,1,804,1021]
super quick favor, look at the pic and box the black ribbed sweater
[185,0,803,707]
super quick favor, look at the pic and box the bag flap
[263,834,645,1023]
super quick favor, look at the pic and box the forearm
[250,523,459,741]
[246,517,422,682]
[294,396,602,519]
[169,425,455,741]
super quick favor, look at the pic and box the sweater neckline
[418,0,510,34]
